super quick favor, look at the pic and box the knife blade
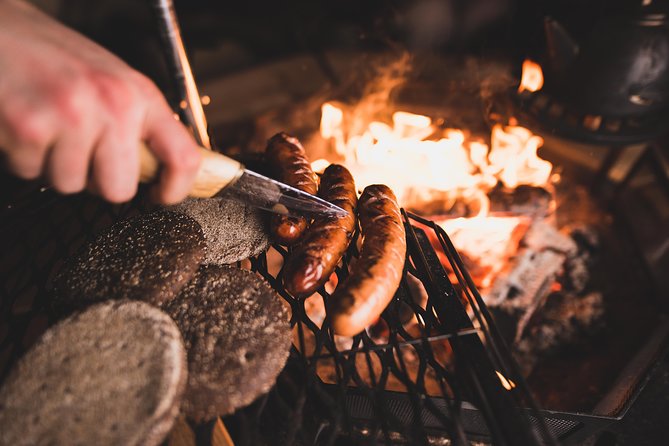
[220,169,347,218]
[139,143,348,218]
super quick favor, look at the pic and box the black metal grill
[1,177,557,445]
[2,161,668,444]
[228,207,563,445]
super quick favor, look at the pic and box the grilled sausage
[266,132,318,245]
[271,215,308,245]
[283,164,357,297]
[329,184,406,336]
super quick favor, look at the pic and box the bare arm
[0,0,201,204]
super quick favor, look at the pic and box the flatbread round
[52,210,206,311]
[169,197,270,265]
[0,300,187,446]
[162,264,291,421]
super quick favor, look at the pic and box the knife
[147,0,344,218]
[139,143,347,218]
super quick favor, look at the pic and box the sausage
[271,215,308,245]
[328,184,406,336]
[265,132,318,245]
[283,164,357,297]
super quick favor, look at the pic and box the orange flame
[317,102,551,213]
[496,371,517,390]
[318,102,553,289]
[518,59,544,93]
[489,125,551,188]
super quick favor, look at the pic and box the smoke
[404,0,455,48]
[348,52,412,137]
[399,0,512,49]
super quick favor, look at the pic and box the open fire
[310,59,605,378]
[314,103,552,215]
[313,103,556,291]
[313,59,555,290]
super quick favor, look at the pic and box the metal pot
[544,11,669,117]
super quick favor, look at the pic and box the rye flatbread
[162,264,291,421]
[52,210,206,311]
[0,300,187,446]
[169,197,270,265]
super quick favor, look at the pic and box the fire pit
[1,138,666,444]
[195,44,668,442]
[2,1,669,444]
[2,77,667,443]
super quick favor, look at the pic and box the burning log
[561,224,600,293]
[480,219,578,342]
[484,219,602,375]
[488,184,554,219]
[435,216,529,288]
[486,249,566,342]
[522,220,577,256]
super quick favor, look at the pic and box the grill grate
[0,182,561,445]
[247,211,558,445]
[5,171,667,444]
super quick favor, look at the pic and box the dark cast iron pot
[544,10,669,118]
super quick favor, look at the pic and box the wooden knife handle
[139,143,243,198]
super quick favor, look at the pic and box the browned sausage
[272,215,308,245]
[265,132,318,245]
[328,184,406,336]
[283,164,357,297]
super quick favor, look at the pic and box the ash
[481,189,606,375]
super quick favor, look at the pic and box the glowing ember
[440,216,528,288]
[518,59,544,93]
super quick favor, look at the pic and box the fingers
[0,27,200,205]
[0,0,182,203]
[88,126,139,203]
[45,139,90,194]
[82,71,141,203]
[142,97,201,205]
[0,105,54,179]
[45,117,99,195]
[0,82,197,205]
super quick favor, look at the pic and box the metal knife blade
[219,169,348,218]
[139,143,346,218]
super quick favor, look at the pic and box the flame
[317,102,553,289]
[317,102,552,212]
[311,158,331,174]
[320,103,346,157]
[496,371,517,391]
[489,125,551,188]
[518,59,544,93]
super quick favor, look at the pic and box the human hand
[0,0,201,204]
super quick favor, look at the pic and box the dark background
[52,0,666,108]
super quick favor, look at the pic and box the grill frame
[514,88,669,145]
[1,148,668,444]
